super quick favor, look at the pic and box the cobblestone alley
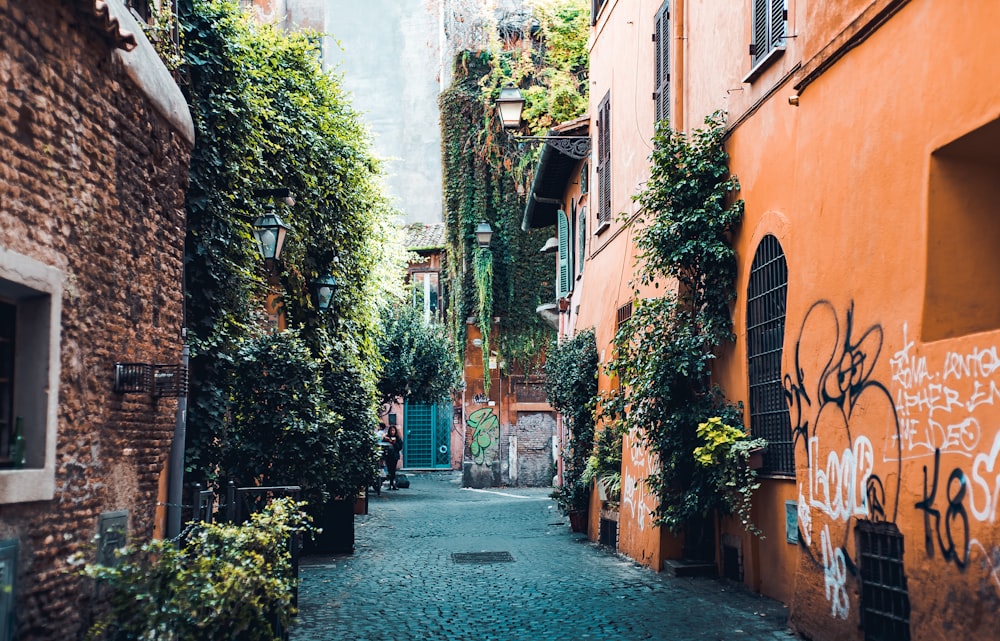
[292,472,799,641]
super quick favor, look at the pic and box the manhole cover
[452,551,514,564]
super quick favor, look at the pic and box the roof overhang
[521,117,590,231]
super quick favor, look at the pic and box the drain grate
[452,551,514,564]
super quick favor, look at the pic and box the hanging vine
[605,112,763,536]
[439,0,589,379]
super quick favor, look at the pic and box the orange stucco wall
[582,1,1000,639]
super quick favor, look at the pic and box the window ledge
[742,45,786,84]
[0,468,56,503]
[594,220,611,236]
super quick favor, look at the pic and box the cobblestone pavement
[292,472,799,641]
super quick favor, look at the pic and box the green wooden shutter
[577,206,587,277]
[557,209,572,297]
[597,93,611,223]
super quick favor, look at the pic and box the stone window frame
[0,247,63,504]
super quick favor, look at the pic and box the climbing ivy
[605,112,761,536]
[544,329,598,513]
[179,0,392,494]
[439,0,589,382]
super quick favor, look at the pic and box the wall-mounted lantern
[475,221,494,249]
[312,272,337,311]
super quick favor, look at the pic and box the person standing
[382,425,404,490]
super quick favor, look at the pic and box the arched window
[746,235,793,475]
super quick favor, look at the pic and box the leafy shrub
[544,329,598,513]
[73,498,311,641]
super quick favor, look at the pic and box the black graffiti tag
[915,448,970,569]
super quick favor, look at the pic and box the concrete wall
[281,0,444,225]
[0,1,191,638]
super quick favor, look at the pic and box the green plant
[694,417,767,534]
[377,302,462,407]
[607,112,759,535]
[73,498,312,641]
[179,0,392,486]
[224,329,378,504]
[581,420,624,502]
[544,329,598,513]
[440,1,589,379]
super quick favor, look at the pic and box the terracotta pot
[568,509,588,533]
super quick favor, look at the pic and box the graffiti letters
[915,448,970,569]
[467,408,499,465]
[820,525,850,620]
[808,435,874,521]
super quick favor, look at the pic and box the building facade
[0,1,193,638]
[575,1,1000,640]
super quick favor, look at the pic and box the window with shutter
[654,2,670,126]
[746,235,793,476]
[577,206,587,277]
[751,0,787,66]
[596,93,611,224]
[557,210,572,298]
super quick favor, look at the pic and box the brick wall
[0,1,191,638]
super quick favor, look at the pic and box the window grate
[746,235,793,475]
[856,521,911,641]
[616,301,633,332]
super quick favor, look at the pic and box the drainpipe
[166,330,189,539]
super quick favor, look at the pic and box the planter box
[568,510,588,533]
[303,499,354,555]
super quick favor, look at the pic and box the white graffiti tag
[809,435,874,521]
[821,525,850,619]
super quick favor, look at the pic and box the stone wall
[0,1,192,638]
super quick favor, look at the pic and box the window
[749,0,787,74]
[0,248,62,504]
[746,235,793,475]
[856,521,911,641]
[577,206,587,278]
[654,2,671,125]
[923,115,1000,341]
[596,92,611,227]
[590,0,608,25]
[557,209,573,298]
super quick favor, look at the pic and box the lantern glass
[252,211,290,261]
[475,221,493,249]
[496,85,525,129]
[313,273,337,310]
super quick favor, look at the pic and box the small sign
[98,511,129,567]
[785,500,799,544]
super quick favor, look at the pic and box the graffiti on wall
[468,407,499,465]
[621,428,657,533]
[784,301,903,619]
[889,323,1000,592]
[786,300,1000,623]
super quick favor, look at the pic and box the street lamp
[496,84,527,130]
[475,221,494,249]
[252,207,291,263]
[312,272,337,311]
[493,86,591,159]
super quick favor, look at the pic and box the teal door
[403,402,452,468]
